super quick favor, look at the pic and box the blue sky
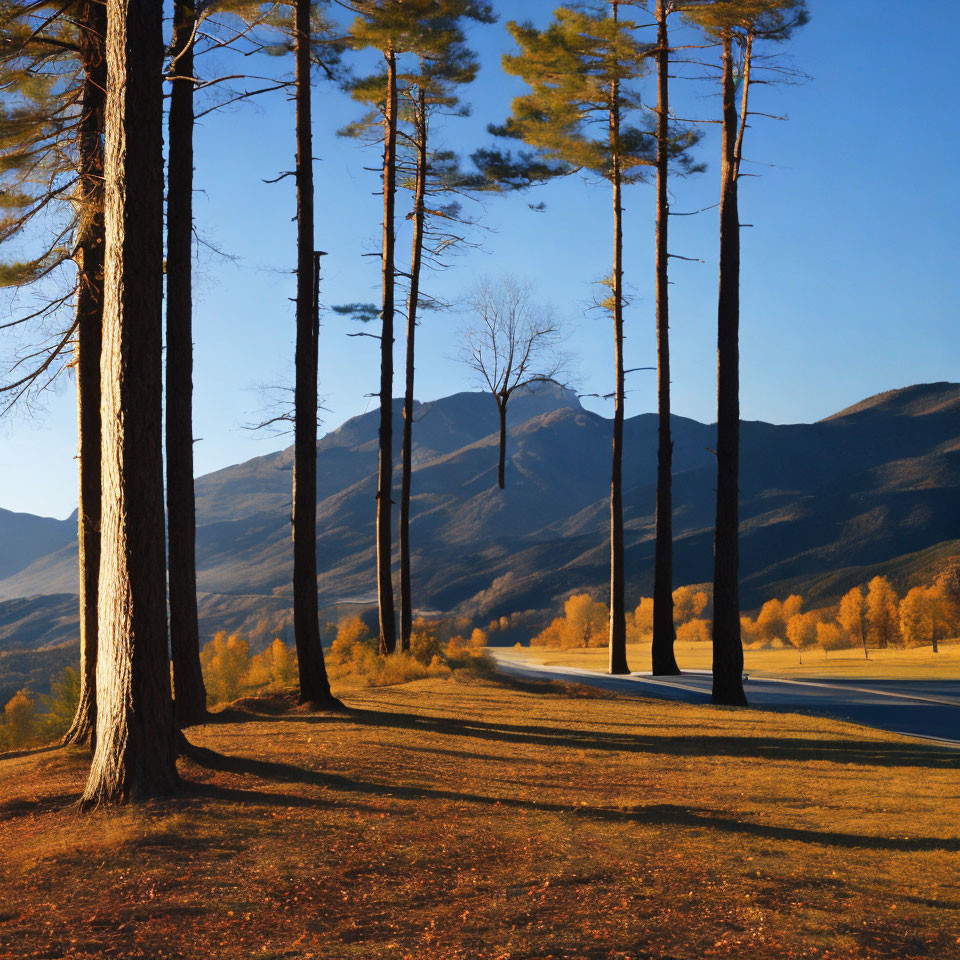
[2,0,958,519]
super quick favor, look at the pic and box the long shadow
[231,703,959,770]
[185,744,960,853]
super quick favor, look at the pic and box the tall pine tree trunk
[651,0,679,676]
[292,0,338,707]
[63,0,106,748]
[711,31,747,706]
[398,89,427,653]
[607,20,629,675]
[376,50,398,656]
[166,0,207,726]
[81,0,178,806]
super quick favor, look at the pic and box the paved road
[493,654,960,745]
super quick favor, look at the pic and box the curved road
[493,653,960,745]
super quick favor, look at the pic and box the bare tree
[459,276,567,490]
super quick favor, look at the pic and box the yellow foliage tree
[634,597,654,638]
[247,638,299,689]
[866,576,901,649]
[899,586,946,652]
[756,598,786,643]
[785,612,818,663]
[532,617,565,648]
[562,594,608,648]
[4,689,37,747]
[816,620,846,656]
[672,586,708,625]
[676,618,711,644]
[837,586,868,658]
[200,632,251,705]
[329,616,375,665]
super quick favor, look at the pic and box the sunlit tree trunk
[398,87,427,653]
[80,0,178,806]
[608,4,628,675]
[291,0,338,707]
[63,0,106,748]
[711,30,747,706]
[376,49,398,656]
[166,0,207,726]
[651,0,679,677]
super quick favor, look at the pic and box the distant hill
[1,379,958,696]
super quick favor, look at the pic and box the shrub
[247,638,299,690]
[676,618,711,644]
[329,616,376,665]
[40,667,81,741]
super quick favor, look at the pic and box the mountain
[1,380,958,677]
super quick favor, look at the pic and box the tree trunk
[398,87,427,654]
[711,31,747,706]
[651,0,679,677]
[291,0,338,708]
[497,394,508,490]
[63,0,106,749]
[860,609,868,660]
[165,0,207,727]
[80,0,177,806]
[376,50,398,656]
[607,23,629,676]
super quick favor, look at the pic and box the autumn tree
[816,620,845,657]
[899,586,946,653]
[200,632,252,703]
[80,0,178,806]
[682,0,808,705]
[459,275,566,489]
[493,4,658,675]
[634,596,654,638]
[837,585,868,659]
[866,576,900,650]
[672,585,708,625]
[755,594,799,642]
[785,611,816,663]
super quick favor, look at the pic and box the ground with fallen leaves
[1,675,958,959]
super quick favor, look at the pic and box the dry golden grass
[510,638,960,680]
[1,675,958,959]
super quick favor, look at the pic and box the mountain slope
[1,381,957,655]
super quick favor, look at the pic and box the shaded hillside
[1,381,957,657]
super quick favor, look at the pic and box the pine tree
[165,0,209,726]
[682,0,808,705]
[289,0,341,706]
[0,1,106,747]
[492,3,655,674]
[81,0,178,806]
[646,0,702,677]
[394,2,494,651]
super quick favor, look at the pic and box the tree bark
[398,87,427,653]
[711,30,747,706]
[166,0,207,727]
[497,394,508,490]
[376,49,398,656]
[607,12,628,676]
[291,0,338,708]
[651,0,679,677]
[80,0,178,806]
[63,0,106,749]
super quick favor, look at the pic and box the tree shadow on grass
[183,743,960,854]
[227,701,960,771]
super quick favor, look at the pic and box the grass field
[1,675,959,959]
[505,639,960,681]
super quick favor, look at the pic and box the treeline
[0,0,812,804]
[0,615,493,750]
[532,567,960,661]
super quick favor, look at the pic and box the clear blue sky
[2,0,958,519]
